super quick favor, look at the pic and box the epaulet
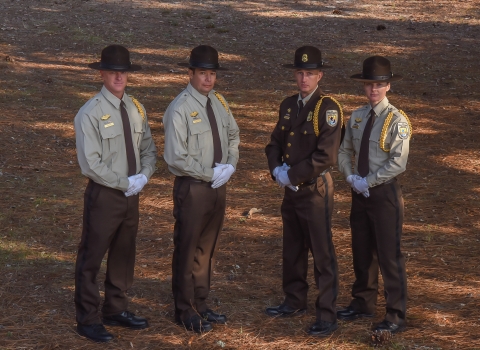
[313,96,344,137]
[379,109,412,152]
[129,95,145,122]
[213,91,229,114]
[83,96,102,115]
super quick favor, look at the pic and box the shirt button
[285,154,290,158]
[282,126,285,130]
[287,143,291,147]
[290,132,294,136]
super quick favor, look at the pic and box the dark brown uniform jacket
[266,88,344,181]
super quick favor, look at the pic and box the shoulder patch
[326,110,338,127]
[397,122,410,140]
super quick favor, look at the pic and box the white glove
[212,163,235,188]
[125,174,147,197]
[346,174,362,186]
[353,177,369,194]
[287,185,298,192]
[212,164,228,182]
[277,170,292,187]
[361,189,370,198]
[272,166,282,180]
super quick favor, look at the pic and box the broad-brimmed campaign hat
[283,46,331,69]
[88,45,141,71]
[350,56,402,82]
[178,45,228,70]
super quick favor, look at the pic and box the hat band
[361,73,393,80]
[294,62,323,69]
[189,60,220,69]
[100,62,131,70]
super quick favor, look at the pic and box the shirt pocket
[133,122,144,148]
[188,118,211,150]
[99,124,122,159]
[351,127,363,151]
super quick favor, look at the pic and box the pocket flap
[133,122,143,133]
[189,118,211,135]
[100,124,122,139]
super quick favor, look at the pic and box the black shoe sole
[175,321,213,333]
[265,309,307,318]
[203,318,227,324]
[307,324,339,337]
[102,319,149,330]
[77,330,114,342]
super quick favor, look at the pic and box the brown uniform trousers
[281,171,338,322]
[349,179,407,325]
[266,89,344,322]
[75,180,139,325]
[171,176,226,322]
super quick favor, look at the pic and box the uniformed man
[74,45,157,342]
[163,45,240,333]
[265,46,345,336]
[337,56,411,340]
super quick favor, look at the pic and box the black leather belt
[297,169,331,188]
[177,176,208,184]
[298,178,317,188]
[373,178,396,187]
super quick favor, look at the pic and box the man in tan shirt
[74,45,157,342]
[163,45,240,333]
[337,56,411,342]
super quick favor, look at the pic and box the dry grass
[1,0,480,349]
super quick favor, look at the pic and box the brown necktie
[358,109,375,177]
[120,101,137,176]
[206,97,222,165]
[297,100,304,117]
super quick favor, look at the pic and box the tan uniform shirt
[74,86,157,191]
[163,83,240,182]
[338,97,410,187]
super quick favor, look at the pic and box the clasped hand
[211,163,235,188]
[125,174,148,197]
[346,175,369,198]
[273,163,298,192]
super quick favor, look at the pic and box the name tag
[104,122,114,128]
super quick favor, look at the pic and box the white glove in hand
[272,166,282,180]
[212,164,227,182]
[212,163,235,188]
[277,170,292,187]
[346,174,362,185]
[125,174,148,197]
[353,177,369,194]
[287,185,298,192]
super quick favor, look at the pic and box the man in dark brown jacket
[265,46,344,336]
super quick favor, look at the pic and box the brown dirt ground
[1,0,480,349]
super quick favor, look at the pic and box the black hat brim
[177,62,228,71]
[283,63,331,69]
[350,73,403,82]
[88,62,142,72]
